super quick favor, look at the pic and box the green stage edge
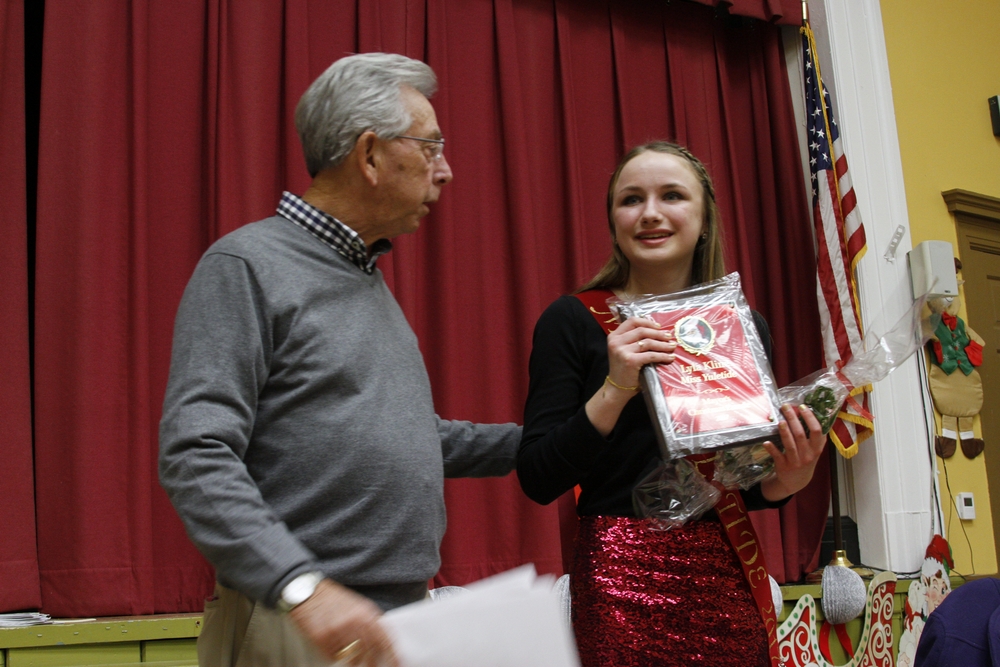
[0,578,964,667]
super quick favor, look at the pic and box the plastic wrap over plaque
[611,273,781,460]
[632,459,721,531]
[713,443,775,491]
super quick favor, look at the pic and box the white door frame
[782,0,941,574]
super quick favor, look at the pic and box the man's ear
[355,131,381,186]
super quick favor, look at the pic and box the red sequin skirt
[571,515,770,667]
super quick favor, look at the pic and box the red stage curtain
[688,0,803,25]
[23,0,824,616]
[0,0,42,613]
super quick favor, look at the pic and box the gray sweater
[159,216,519,609]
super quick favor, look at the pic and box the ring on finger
[334,639,361,662]
[638,340,645,351]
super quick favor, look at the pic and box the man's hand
[289,579,399,666]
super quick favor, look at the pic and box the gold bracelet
[605,375,639,392]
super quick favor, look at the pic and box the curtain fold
[26,0,823,616]
[688,0,803,25]
[0,0,42,613]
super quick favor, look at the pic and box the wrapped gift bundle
[617,275,934,526]
[611,273,782,459]
[714,294,932,491]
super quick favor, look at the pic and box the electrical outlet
[956,493,976,520]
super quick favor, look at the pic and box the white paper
[380,565,580,667]
[0,612,51,627]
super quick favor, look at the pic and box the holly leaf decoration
[803,385,839,435]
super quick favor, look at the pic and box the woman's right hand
[606,316,677,390]
[587,317,676,436]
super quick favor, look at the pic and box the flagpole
[800,10,874,582]
[830,446,842,552]
[806,446,873,581]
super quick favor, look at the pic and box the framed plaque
[612,273,782,459]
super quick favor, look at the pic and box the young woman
[517,142,826,666]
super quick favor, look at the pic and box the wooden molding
[942,189,1000,222]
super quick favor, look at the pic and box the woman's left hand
[760,404,827,502]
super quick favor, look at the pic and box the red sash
[576,289,781,666]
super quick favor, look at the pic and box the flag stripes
[802,21,873,457]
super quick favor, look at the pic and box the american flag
[803,23,872,458]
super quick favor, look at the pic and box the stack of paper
[0,612,51,628]
[381,565,580,667]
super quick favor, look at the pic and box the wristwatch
[276,571,324,612]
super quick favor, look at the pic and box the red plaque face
[613,273,782,458]
[649,304,775,437]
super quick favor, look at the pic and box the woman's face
[611,151,705,279]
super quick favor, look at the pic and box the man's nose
[434,153,453,185]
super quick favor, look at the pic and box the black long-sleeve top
[517,294,788,517]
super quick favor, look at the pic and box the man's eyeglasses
[396,135,445,161]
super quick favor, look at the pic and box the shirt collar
[276,191,392,274]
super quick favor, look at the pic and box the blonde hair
[577,141,726,293]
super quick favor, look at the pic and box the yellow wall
[880,0,1000,575]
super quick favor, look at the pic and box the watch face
[282,572,322,607]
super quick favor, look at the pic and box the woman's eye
[663,191,683,201]
[621,195,641,206]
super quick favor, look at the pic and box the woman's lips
[636,231,673,245]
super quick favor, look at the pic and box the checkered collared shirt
[276,191,392,275]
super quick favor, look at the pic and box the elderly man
[159,53,520,667]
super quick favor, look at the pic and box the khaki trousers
[197,583,328,667]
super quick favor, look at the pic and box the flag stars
[805,33,840,177]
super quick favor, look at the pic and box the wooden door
[956,216,1000,557]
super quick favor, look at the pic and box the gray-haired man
[159,53,520,667]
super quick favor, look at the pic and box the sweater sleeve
[517,297,613,505]
[741,483,791,511]
[438,418,521,478]
[158,252,317,606]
